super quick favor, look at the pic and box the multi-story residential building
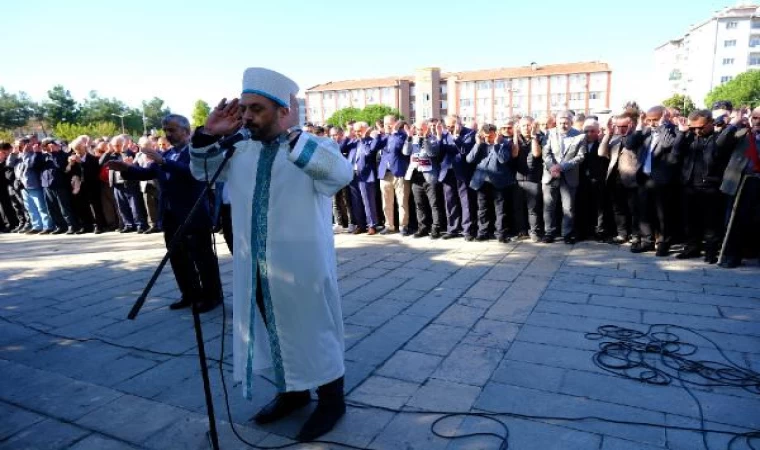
[304,61,611,125]
[654,3,760,107]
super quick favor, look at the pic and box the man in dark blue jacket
[377,115,410,235]
[347,122,382,235]
[40,139,81,234]
[439,115,477,240]
[108,114,222,313]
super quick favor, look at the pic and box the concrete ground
[1,231,759,449]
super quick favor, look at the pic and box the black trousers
[163,214,222,303]
[682,185,726,254]
[74,186,107,231]
[0,185,18,229]
[513,179,542,236]
[410,171,444,233]
[9,187,28,227]
[638,178,671,246]
[477,182,507,238]
[609,175,639,241]
[220,203,233,255]
[44,186,79,229]
[724,176,760,263]
[577,178,607,238]
[333,186,353,228]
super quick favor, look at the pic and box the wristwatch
[286,126,302,147]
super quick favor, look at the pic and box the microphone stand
[127,140,240,450]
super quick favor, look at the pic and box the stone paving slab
[1,232,759,449]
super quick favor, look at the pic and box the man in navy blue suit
[377,115,410,235]
[439,115,477,240]
[347,122,382,235]
[108,114,222,313]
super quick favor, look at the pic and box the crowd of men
[308,101,760,269]
[1,101,759,270]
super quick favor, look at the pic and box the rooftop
[307,61,611,92]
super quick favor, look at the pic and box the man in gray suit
[404,121,444,239]
[542,111,587,244]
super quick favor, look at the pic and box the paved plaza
[0,232,759,449]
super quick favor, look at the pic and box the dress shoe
[144,226,159,234]
[400,227,411,237]
[631,242,655,253]
[476,235,490,242]
[24,229,40,235]
[609,235,628,245]
[595,233,606,243]
[441,232,461,240]
[296,377,345,442]
[430,230,441,239]
[530,233,541,243]
[120,227,135,233]
[704,251,718,265]
[515,233,530,241]
[564,236,576,245]
[413,230,429,238]
[379,227,397,235]
[39,229,54,235]
[352,227,366,235]
[655,244,670,257]
[52,228,66,235]
[676,246,700,259]
[65,227,76,235]
[254,391,311,425]
[719,258,740,269]
[75,228,85,235]
[464,235,475,242]
[498,236,511,244]
[541,235,555,244]
[367,227,377,236]
[169,298,192,310]
[93,227,103,235]
[194,299,222,314]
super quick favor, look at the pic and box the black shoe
[515,233,530,241]
[75,228,86,235]
[704,252,718,264]
[541,236,555,244]
[413,230,429,238]
[120,227,135,233]
[498,236,511,244]
[656,244,670,257]
[254,391,311,425]
[94,227,103,235]
[676,246,700,259]
[296,377,345,442]
[52,228,66,235]
[564,236,576,245]
[169,298,192,310]
[24,229,40,235]
[476,235,490,242]
[595,233,606,243]
[400,227,411,237]
[194,299,222,314]
[464,235,475,242]
[631,242,655,253]
[137,228,150,234]
[441,232,460,240]
[719,258,740,269]
[430,230,441,240]
[143,227,158,234]
[65,227,76,235]
[40,229,54,235]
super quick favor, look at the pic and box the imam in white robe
[190,132,353,397]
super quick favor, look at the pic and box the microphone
[217,128,252,149]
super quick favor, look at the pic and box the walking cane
[718,174,747,265]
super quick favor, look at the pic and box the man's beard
[245,122,273,141]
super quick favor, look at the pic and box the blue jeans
[22,188,54,230]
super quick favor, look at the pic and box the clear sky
[0,0,734,118]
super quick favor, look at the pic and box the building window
[441,100,448,110]
[477,81,491,90]
[753,21,760,29]
[751,38,760,47]
[589,92,599,100]
[460,99,472,107]
[440,84,448,95]
[726,21,738,29]
[724,40,737,47]
[720,76,733,83]
[410,86,416,96]
[750,56,760,66]
[723,58,735,65]
[494,80,505,90]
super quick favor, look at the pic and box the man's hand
[141,148,165,165]
[32,144,41,153]
[106,160,130,172]
[676,117,689,133]
[205,98,242,136]
[550,165,562,178]
[435,122,444,139]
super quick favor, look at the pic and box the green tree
[192,100,211,128]
[142,97,171,133]
[0,129,14,143]
[705,70,760,109]
[44,85,79,126]
[53,121,119,142]
[80,91,129,126]
[326,107,363,128]
[0,88,37,130]
[359,105,404,125]
[662,94,696,116]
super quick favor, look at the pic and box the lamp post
[111,113,128,134]
[141,109,148,135]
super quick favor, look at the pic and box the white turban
[241,67,299,107]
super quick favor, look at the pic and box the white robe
[190,132,352,397]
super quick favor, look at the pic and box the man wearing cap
[189,68,353,442]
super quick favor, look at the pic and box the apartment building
[305,61,612,125]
